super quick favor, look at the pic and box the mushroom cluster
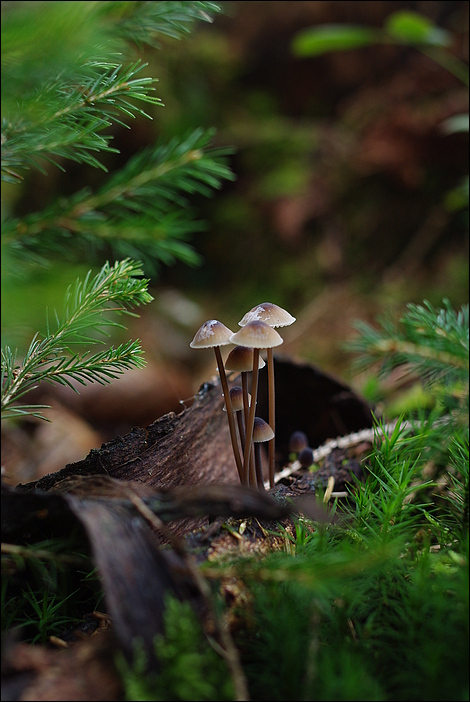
[190,303,296,491]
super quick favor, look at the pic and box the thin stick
[243,348,259,486]
[214,346,243,482]
[267,347,275,488]
[126,490,250,701]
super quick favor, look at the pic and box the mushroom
[225,346,266,428]
[223,385,251,454]
[252,417,274,492]
[239,303,296,488]
[229,321,283,486]
[298,446,314,469]
[190,320,243,481]
[225,346,266,487]
[288,430,309,457]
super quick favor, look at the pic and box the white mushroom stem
[267,347,275,489]
[214,346,243,482]
[243,348,260,486]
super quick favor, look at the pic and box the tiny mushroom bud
[229,321,283,487]
[252,417,274,492]
[190,320,243,481]
[239,303,296,489]
[288,431,309,455]
[298,447,315,469]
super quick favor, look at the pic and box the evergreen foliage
[1,259,152,420]
[2,1,233,276]
[1,1,234,419]
[118,596,234,701]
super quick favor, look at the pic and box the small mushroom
[239,303,296,488]
[229,321,283,486]
[298,447,315,469]
[190,320,242,481]
[225,346,266,486]
[288,431,309,457]
[252,417,274,492]
[225,346,266,426]
[223,385,251,454]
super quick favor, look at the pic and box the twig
[125,489,250,701]
[268,416,451,488]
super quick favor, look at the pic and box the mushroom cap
[298,446,314,468]
[253,416,275,443]
[190,319,234,348]
[225,345,266,371]
[229,320,283,349]
[239,302,296,328]
[223,386,250,413]
[288,430,309,454]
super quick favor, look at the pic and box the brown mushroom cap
[190,319,233,348]
[253,416,275,443]
[239,302,295,328]
[223,386,251,413]
[225,345,266,371]
[288,430,309,454]
[229,320,283,349]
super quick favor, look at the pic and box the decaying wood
[16,356,372,496]
[1,631,121,701]
[2,356,373,694]
[17,377,238,495]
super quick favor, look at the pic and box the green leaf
[292,24,379,57]
[384,10,451,47]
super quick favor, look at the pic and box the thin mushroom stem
[249,444,257,488]
[254,443,266,492]
[235,409,245,453]
[240,371,257,486]
[267,347,276,488]
[243,348,259,486]
[241,372,250,429]
[214,346,243,482]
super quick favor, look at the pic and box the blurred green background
[1,1,468,479]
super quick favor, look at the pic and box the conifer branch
[2,129,235,274]
[2,61,163,182]
[346,299,469,391]
[1,259,153,421]
[112,1,223,48]
[1,1,222,183]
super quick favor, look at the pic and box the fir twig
[2,128,235,274]
[113,1,223,48]
[1,259,153,421]
[2,60,163,182]
[346,299,469,386]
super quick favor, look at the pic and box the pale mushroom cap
[253,416,275,443]
[239,302,296,328]
[229,320,283,349]
[225,345,266,371]
[190,319,234,348]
